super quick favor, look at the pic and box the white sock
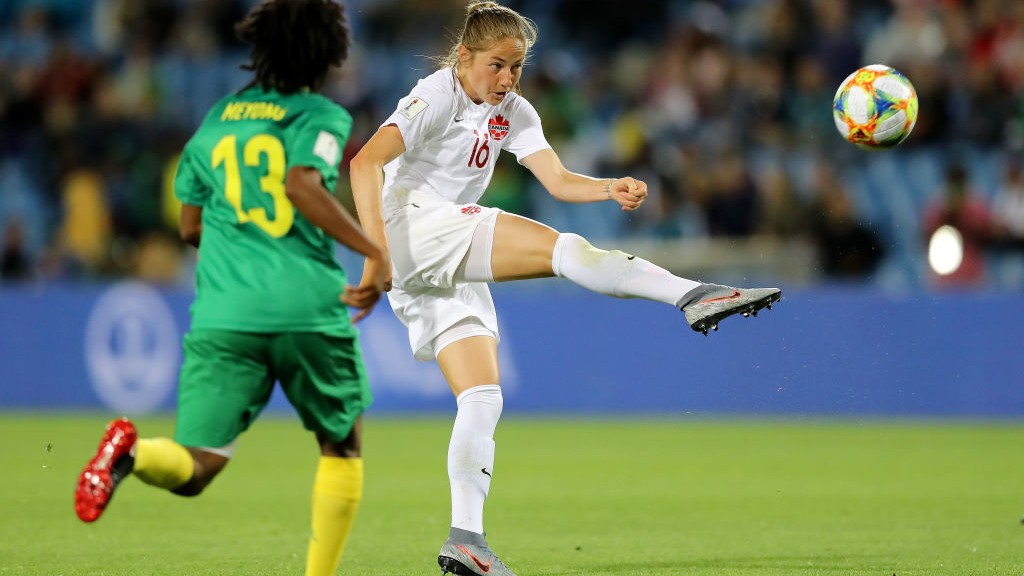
[448,384,503,535]
[551,233,700,306]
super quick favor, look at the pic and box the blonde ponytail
[438,1,538,70]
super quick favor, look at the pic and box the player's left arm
[284,166,383,263]
[284,165,388,318]
[520,148,647,211]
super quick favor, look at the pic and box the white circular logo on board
[84,281,180,414]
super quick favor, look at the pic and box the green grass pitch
[2,413,1022,575]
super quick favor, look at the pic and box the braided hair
[235,0,350,94]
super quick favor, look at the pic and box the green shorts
[175,330,372,449]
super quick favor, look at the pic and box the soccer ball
[832,64,918,149]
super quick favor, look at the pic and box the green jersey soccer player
[74,3,390,576]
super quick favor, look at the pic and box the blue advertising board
[1,281,1022,418]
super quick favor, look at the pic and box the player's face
[458,38,526,105]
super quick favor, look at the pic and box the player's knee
[171,467,220,497]
[318,426,362,458]
[557,232,589,251]
[170,479,205,497]
[170,450,227,496]
[320,441,361,459]
[552,233,594,277]
[552,233,637,297]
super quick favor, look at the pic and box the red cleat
[75,417,137,523]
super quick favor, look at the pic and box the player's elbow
[180,228,201,247]
[544,176,573,202]
[178,216,202,247]
[178,204,203,246]
[348,151,376,180]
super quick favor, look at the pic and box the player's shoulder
[407,68,460,105]
[287,91,352,124]
[503,90,537,115]
[416,68,459,93]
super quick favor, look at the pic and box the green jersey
[174,86,355,334]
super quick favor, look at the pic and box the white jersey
[381,68,551,212]
[379,69,551,361]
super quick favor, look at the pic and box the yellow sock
[306,456,363,576]
[132,438,194,490]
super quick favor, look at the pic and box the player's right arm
[350,125,404,247]
[351,74,451,255]
[349,124,406,311]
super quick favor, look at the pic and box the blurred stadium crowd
[1,0,1024,289]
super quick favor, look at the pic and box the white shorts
[385,192,501,361]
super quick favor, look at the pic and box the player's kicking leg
[489,215,782,336]
[75,417,138,522]
[547,231,783,336]
[438,527,516,576]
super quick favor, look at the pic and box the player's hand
[342,253,392,323]
[609,177,647,211]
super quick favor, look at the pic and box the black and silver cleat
[679,283,782,335]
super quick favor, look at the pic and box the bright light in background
[928,224,963,276]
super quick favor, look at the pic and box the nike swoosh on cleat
[481,468,491,477]
[699,290,741,304]
[456,545,491,572]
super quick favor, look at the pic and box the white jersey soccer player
[380,67,551,360]
[349,4,780,574]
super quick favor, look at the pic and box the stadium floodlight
[928,224,963,276]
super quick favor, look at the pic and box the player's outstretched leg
[75,417,137,522]
[438,528,516,576]
[549,233,782,335]
[678,283,782,336]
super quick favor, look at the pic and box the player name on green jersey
[220,101,288,122]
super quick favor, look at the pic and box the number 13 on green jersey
[174,86,356,335]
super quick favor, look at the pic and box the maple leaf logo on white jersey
[488,115,510,141]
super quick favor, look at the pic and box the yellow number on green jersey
[211,133,294,238]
